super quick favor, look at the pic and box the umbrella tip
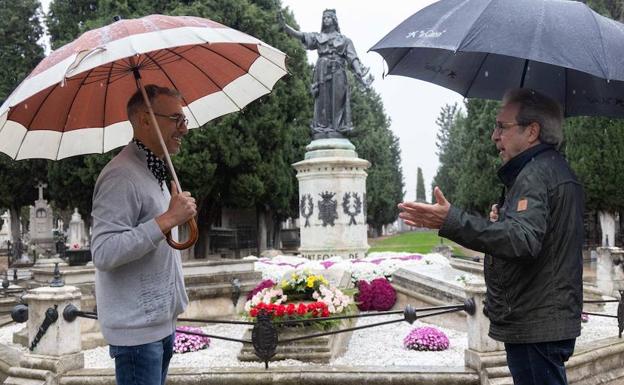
[113,15,122,22]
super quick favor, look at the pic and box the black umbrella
[370,0,624,118]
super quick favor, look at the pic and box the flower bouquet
[244,272,356,330]
[280,270,328,300]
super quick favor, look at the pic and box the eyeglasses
[493,121,526,134]
[151,112,189,129]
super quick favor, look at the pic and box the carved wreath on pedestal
[342,192,362,225]
[300,194,313,227]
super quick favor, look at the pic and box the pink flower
[174,326,210,354]
[247,279,275,300]
[403,327,449,351]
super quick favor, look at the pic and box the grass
[368,230,466,256]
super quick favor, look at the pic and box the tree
[452,99,500,215]
[564,117,624,246]
[46,0,98,50]
[433,99,500,216]
[350,82,404,236]
[0,0,47,242]
[416,167,426,203]
[432,103,461,202]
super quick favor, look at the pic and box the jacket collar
[497,143,554,187]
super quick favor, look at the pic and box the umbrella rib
[464,52,489,97]
[162,47,243,111]
[586,5,610,80]
[102,62,116,153]
[236,42,287,74]
[385,48,412,76]
[198,44,274,92]
[143,52,205,125]
[455,0,496,51]
[55,66,98,160]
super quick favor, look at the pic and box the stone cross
[35,181,48,201]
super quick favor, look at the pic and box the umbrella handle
[166,217,199,250]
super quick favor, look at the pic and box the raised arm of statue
[278,11,303,40]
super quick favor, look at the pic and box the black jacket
[440,144,584,343]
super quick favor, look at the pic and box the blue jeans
[109,333,175,385]
[505,339,576,385]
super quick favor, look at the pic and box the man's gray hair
[502,88,563,147]
[127,84,182,123]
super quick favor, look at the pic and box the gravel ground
[78,315,467,369]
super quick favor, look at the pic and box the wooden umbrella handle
[166,217,199,250]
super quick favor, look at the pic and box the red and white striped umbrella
[0,14,287,160]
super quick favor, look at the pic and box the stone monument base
[293,139,370,260]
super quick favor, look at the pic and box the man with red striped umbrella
[0,14,286,384]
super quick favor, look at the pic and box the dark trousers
[109,332,175,385]
[505,339,576,385]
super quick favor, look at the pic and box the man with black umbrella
[399,88,584,385]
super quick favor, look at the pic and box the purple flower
[355,280,373,311]
[355,278,397,311]
[403,327,449,351]
[370,258,384,265]
[396,254,423,261]
[370,278,397,311]
[247,279,276,300]
[320,261,335,269]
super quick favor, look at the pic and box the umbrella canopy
[370,0,624,118]
[0,14,287,160]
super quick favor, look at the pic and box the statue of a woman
[280,9,370,139]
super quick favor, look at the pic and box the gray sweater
[91,142,188,346]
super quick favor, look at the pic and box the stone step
[488,376,514,385]
[238,351,334,363]
[485,365,511,378]
[184,270,262,286]
[185,282,258,298]
[5,367,51,384]
[3,378,46,385]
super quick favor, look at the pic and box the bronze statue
[280,9,371,139]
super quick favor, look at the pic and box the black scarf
[132,138,168,189]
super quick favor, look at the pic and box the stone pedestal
[292,139,370,260]
[3,285,84,385]
[463,280,506,384]
[23,286,82,356]
[597,247,624,297]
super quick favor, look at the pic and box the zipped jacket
[439,144,584,343]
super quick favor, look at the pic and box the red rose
[297,303,306,315]
[286,303,295,315]
[250,308,258,317]
[321,309,329,317]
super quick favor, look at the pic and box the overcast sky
[281,0,463,201]
[39,0,464,201]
